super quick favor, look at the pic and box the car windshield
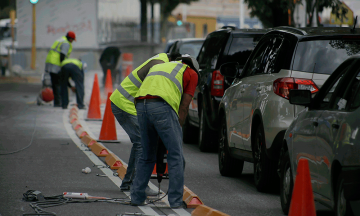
[292,38,360,74]
[225,36,262,67]
[179,41,204,57]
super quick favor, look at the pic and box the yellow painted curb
[183,185,204,208]
[191,205,230,216]
[105,152,124,169]
[90,142,109,157]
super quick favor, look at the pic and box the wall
[17,0,98,49]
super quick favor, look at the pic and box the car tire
[336,175,354,216]
[183,116,197,144]
[253,123,278,192]
[279,148,293,215]
[198,107,213,152]
[218,115,244,176]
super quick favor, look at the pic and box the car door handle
[241,88,245,93]
[332,124,340,129]
[313,122,318,127]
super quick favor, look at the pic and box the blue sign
[30,0,38,4]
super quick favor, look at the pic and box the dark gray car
[280,55,360,216]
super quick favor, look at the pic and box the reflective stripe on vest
[145,63,184,94]
[110,53,169,115]
[135,61,186,115]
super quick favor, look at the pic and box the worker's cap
[66,31,76,41]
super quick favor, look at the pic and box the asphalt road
[0,70,334,216]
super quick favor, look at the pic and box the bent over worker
[130,54,199,208]
[59,58,86,109]
[109,52,181,196]
[44,31,76,107]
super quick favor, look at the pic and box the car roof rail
[220,26,237,30]
[275,26,307,35]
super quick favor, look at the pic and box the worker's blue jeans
[110,102,142,190]
[131,100,184,208]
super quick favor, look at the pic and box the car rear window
[224,35,262,67]
[179,41,204,57]
[197,32,229,69]
[293,38,360,74]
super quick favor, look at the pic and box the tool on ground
[96,174,107,177]
[156,138,167,198]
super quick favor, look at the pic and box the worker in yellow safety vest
[110,52,181,196]
[60,58,87,110]
[44,31,76,107]
[130,54,199,208]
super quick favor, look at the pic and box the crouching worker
[59,58,86,109]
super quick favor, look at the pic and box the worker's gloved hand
[71,87,76,93]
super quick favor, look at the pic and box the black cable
[0,106,38,155]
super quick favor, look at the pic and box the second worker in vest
[130,54,199,208]
[59,58,86,109]
[45,31,76,107]
[110,52,181,196]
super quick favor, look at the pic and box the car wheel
[279,148,293,215]
[198,107,212,152]
[253,124,278,192]
[336,175,354,216]
[183,116,197,144]
[218,115,244,176]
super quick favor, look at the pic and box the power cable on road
[0,105,38,155]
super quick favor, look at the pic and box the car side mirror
[220,62,241,78]
[289,90,312,106]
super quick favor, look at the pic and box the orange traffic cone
[98,92,119,143]
[103,69,113,103]
[288,159,316,216]
[86,74,102,121]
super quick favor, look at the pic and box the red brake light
[273,77,319,99]
[211,70,224,96]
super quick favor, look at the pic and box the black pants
[50,73,61,107]
[59,64,84,109]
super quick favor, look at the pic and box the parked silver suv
[218,27,360,192]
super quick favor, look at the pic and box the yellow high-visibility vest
[135,61,187,115]
[61,58,82,70]
[45,36,73,73]
[110,53,169,115]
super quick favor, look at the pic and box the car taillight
[273,77,319,99]
[211,70,224,96]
